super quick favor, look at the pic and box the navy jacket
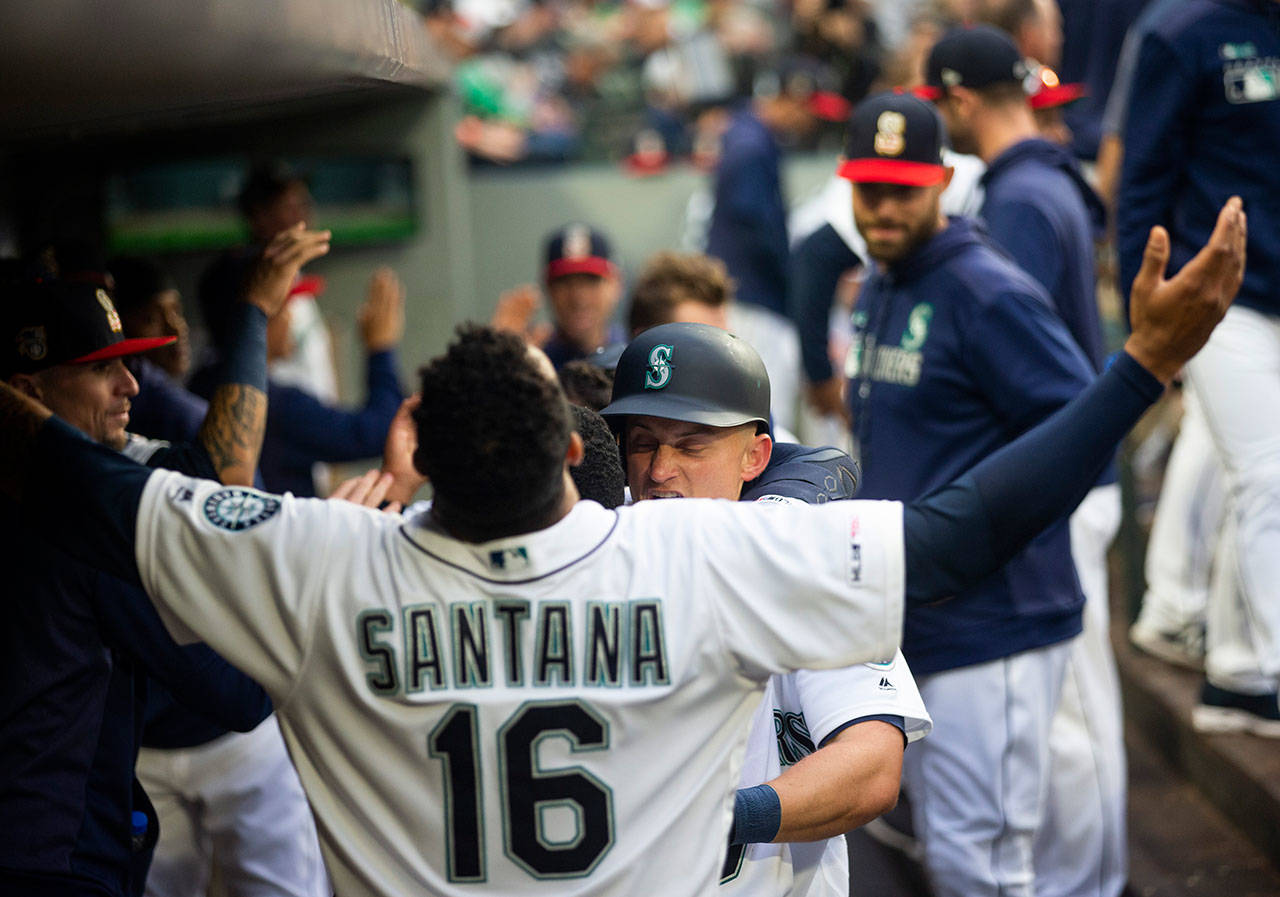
[790,223,863,384]
[849,218,1096,673]
[706,107,789,315]
[126,359,206,445]
[1117,0,1280,318]
[0,439,272,897]
[982,138,1108,372]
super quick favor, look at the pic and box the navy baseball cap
[2,279,175,377]
[837,92,947,186]
[543,224,616,283]
[916,25,1033,101]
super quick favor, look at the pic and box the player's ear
[566,430,585,468]
[741,432,772,482]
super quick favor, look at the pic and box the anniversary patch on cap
[2,279,176,378]
[544,224,616,282]
[837,92,947,186]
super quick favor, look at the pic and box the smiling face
[30,358,140,450]
[624,415,771,501]
[547,272,621,352]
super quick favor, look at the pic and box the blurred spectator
[107,256,206,445]
[200,162,339,405]
[627,249,732,335]
[1055,0,1149,160]
[539,223,626,368]
[558,359,615,411]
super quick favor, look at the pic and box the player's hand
[381,394,428,505]
[492,284,554,347]
[805,376,850,424]
[242,224,332,318]
[1124,196,1246,385]
[329,468,403,515]
[359,268,406,352]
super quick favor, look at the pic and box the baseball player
[0,224,327,897]
[0,196,1245,897]
[835,89,1126,897]
[600,322,931,897]
[1117,0,1280,734]
[921,26,1126,897]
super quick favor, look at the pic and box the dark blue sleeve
[93,574,272,733]
[790,223,862,383]
[742,443,860,503]
[903,352,1162,606]
[819,714,906,748]
[29,417,152,588]
[983,201,1063,307]
[1116,32,1194,307]
[268,350,404,462]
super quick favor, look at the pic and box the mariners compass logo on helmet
[644,344,674,390]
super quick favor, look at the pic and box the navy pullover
[1117,0,1280,318]
[706,107,789,315]
[849,218,1096,674]
[982,138,1108,372]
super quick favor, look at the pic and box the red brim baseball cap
[836,158,947,186]
[1031,82,1086,110]
[911,85,943,102]
[544,223,616,283]
[72,336,177,364]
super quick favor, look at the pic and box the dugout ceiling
[0,0,451,144]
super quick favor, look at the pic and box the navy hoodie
[849,218,1096,673]
[982,138,1109,372]
[1117,0,1280,317]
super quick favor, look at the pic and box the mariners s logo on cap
[16,326,48,362]
[874,111,906,157]
[644,344,673,390]
[95,289,123,334]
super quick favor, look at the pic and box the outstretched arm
[197,225,331,484]
[903,198,1246,606]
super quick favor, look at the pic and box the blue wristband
[219,304,269,392]
[730,783,782,846]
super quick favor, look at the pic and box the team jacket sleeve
[903,351,1162,605]
[1116,32,1194,305]
[132,471,350,697]
[790,223,862,383]
[982,201,1063,305]
[92,573,273,732]
[268,349,404,462]
[680,497,904,679]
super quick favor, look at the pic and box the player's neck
[976,107,1039,165]
[432,474,580,543]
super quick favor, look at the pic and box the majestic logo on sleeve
[16,326,47,361]
[643,344,674,390]
[203,488,281,531]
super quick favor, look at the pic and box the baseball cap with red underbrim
[543,224,616,283]
[836,92,948,186]
[2,279,176,378]
[919,24,1036,101]
[1029,65,1086,109]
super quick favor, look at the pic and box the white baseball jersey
[722,655,931,897]
[133,472,905,897]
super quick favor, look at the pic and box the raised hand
[359,268,406,352]
[242,224,332,319]
[1125,196,1247,384]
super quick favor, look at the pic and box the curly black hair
[558,360,615,412]
[415,324,573,534]
[569,404,625,509]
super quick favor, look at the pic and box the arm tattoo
[0,381,52,502]
[198,383,267,486]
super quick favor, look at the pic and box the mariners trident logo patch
[644,344,673,389]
